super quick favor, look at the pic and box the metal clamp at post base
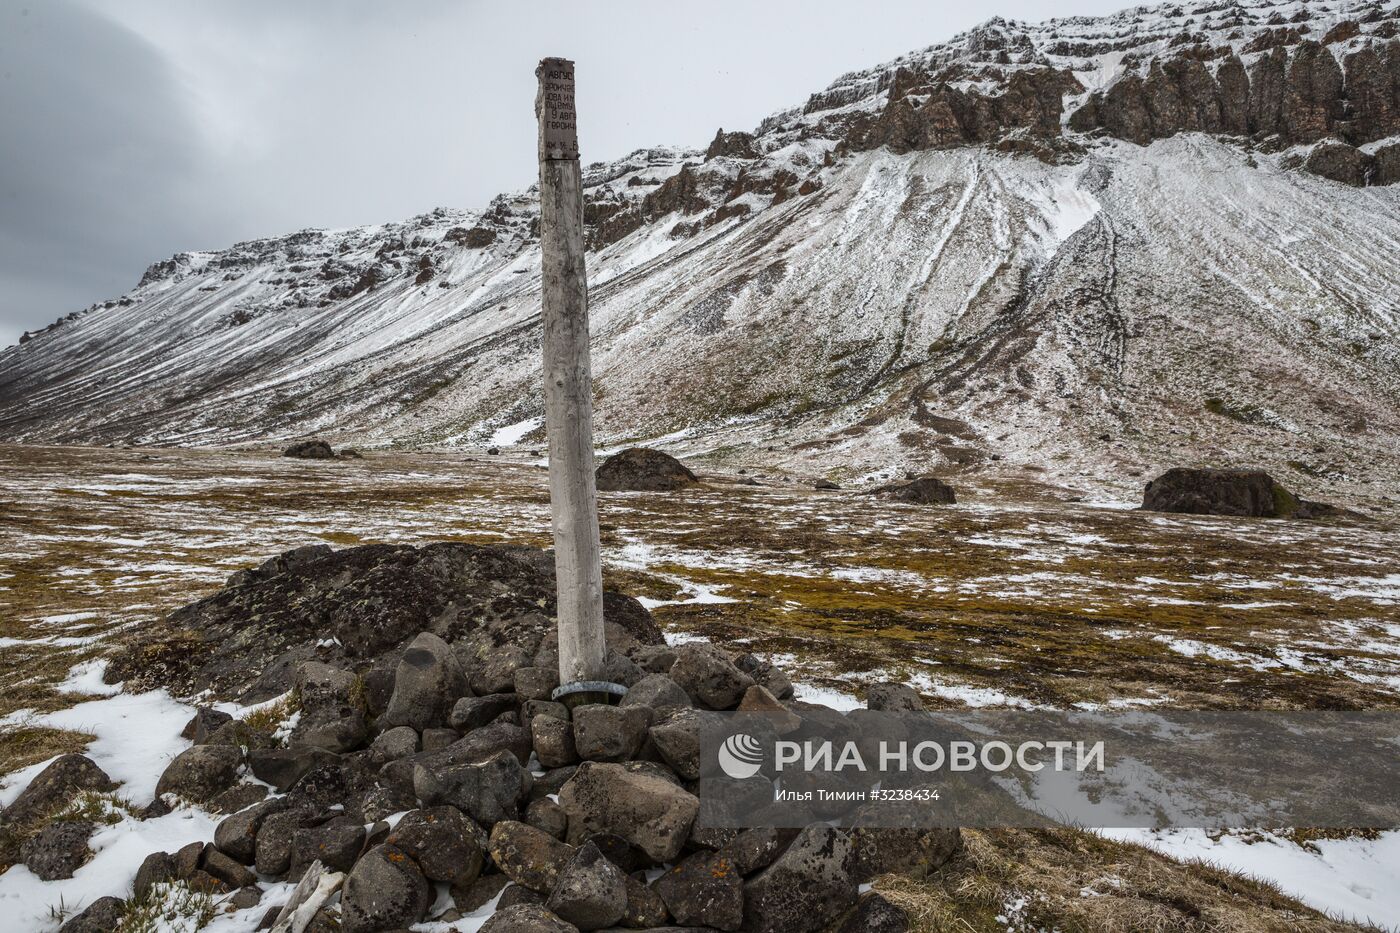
[553,680,627,709]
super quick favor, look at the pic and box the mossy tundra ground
[1,443,1397,931]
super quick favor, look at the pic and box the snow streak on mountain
[3,0,1399,499]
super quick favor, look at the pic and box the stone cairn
[7,543,961,933]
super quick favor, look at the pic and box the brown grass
[0,725,96,775]
[875,829,1384,932]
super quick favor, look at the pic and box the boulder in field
[21,820,95,880]
[1303,139,1369,186]
[595,448,698,492]
[283,440,335,460]
[181,707,233,744]
[870,476,956,505]
[154,744,242,804]
[133,851,175,899]
[1140,468,1345,519]
[2,754,115,825]
[865,682,924,712]
[56,895,125,933]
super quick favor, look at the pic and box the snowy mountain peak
[3,0,1399,502]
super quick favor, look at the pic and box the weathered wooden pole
[536,57,609,699]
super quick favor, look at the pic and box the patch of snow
[1105,829,1400,931]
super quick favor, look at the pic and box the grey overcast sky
[0,0,1127,347]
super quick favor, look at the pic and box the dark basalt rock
[525,797,569,840]
[870,476,957,505]
[387,806,487,885]
[742,826,857,933]
[572,704,650,762]
[413,748,530,827]
[57,895,125,933]
[1068,38,1400,153]
[133,851,175,899]
[595,448,699,492]
[837,893,910,933]
[283,440,335,460]
[544,842,628,931]
[656,850,743,930]
[848,65,1081,153]
[445,225,498,248]
[340,844,432,933]
[1372,141,1400,185]
[21,820,95,880]
[533,713,580,769]
[1141,467,1327,518]
[669,644,754,710]
[181,707,233,744]
[381,631,470,731]
[1303,139,1370,185]
[865,682,924,712]
[559,762,699,863]
[2,754,115,825]
[481,905,580,933]
[248,747,340,793]
[706,128,760,160]
[451,693,519,732]
[105,541,662,701]
[214,796,289,864]
[489,820,577,894]
[154,744,242,804]
[288,816,367,875]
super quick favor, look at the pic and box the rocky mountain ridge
[3,0,1399,501]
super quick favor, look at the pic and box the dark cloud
[0,0,239,345]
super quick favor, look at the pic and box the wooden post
[537,57,608,695]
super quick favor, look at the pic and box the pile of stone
[25,543,960,933]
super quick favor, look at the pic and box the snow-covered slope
[3,0,1400,500]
